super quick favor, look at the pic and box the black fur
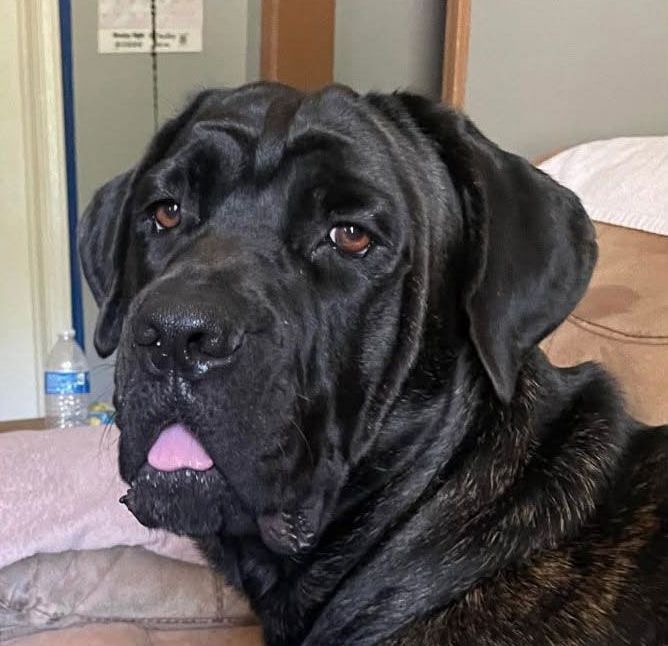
[79,83,668,645]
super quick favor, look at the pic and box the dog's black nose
[133,292,245,377]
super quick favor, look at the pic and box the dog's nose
[133,295,245,377]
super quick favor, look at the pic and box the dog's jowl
[79,83,668,646]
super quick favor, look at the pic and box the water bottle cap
[60,328,76,340]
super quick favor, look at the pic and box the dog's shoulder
[389,420,668,646]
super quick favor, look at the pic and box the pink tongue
[147,423,214,472]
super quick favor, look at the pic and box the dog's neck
[203,349,628,646]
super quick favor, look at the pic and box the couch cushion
[572,223,668,338]
[543,222,668,425]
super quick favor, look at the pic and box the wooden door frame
[442,0,471,109]
[260,0,336,91]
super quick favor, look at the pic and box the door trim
[442,0,471,108]
[260,0,335,90]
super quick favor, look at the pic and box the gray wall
[72,0,260,401]
[247,0,262,82]
[466,0,668,160]
[334,0,445,98]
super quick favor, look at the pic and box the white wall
[0,2,40,419]
[466,0,668,160]
[0,0,71,421]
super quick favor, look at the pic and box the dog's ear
[79,170,134,358]
[79,89,222,358]
[371,93,597,403]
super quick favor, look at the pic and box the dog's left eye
[150,200,181,232]
[329,224,372,257]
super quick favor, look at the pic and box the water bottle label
[45,371,90,395]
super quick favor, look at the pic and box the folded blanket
[0,425,205,570]
[539,136,668,236]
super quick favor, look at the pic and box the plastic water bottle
[44,329,90,428]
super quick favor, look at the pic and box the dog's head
[79,83,596,554]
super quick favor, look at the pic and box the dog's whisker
[276,436,288,462]
[289,418,314,467]
[97,412,119,453]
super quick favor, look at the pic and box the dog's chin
[121,464,253,537]
[121,465,323,556]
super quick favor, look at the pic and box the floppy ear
[373,93,597,403]
[79,89,223,358]
[79,170,134,358]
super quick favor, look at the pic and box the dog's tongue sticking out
[147,423,214,472]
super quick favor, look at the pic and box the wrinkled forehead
[161,83,403,182]
[191,82,360,140]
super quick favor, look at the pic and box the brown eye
[152,201,181,231]
[329,224,372,256]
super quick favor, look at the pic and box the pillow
[539,136,668,236]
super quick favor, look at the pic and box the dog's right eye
[329,224,372,257]
[150,200,181,232]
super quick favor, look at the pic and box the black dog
[79,83,668,645]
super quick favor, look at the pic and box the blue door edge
[58,0,85,349]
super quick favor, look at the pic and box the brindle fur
[388,360,668,646]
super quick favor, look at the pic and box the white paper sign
[98,0,203,54]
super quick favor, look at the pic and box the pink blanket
[0,425,206,570]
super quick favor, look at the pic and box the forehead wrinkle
[254,94,303,182]
[285,122,354,160]
[191,118,259,149]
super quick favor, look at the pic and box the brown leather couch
[543,222,668,427]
